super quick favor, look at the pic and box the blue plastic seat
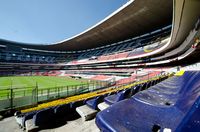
[104,89,132,105]
[146,81,152,88]
[151,80,156,86]
[54,103,70,118]
[21,111,37,128]
[68,100,85,119]
[140,83,148,91]
[86,95,104,110]
[133,76,186,106]
[96,98,183,132]
[175,97,200,132]
[96,71,200,132]
[131,85,141,95]
[70,100,84,109]
[33,107,55,127]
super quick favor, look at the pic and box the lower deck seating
[86,95,105,110]
[70,100,85,109]
[33,107,55,127]
[14,75,167,131]
[54,103,71,120]
[175,96,200,132]
[15,101,84,130]
[15,111,37,128]
[95,71,200,132]
[104,89,132,105]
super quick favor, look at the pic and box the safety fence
[0,81,111,111]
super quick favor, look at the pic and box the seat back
[176,97,200,132]
[22,111,37,127]
[152,80,157,86]
[132,85,141,95]
[177,71,200,95]
[146,81,152,88]
[140,83,147,91]
[176,71,200,112]
[124,88,132,98]
[116,89,131,101]
[54,104,70,117]
[96,95,105,104]
[33,108,55,126]
[70,100,84,109]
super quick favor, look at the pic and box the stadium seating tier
[96,71,200,132]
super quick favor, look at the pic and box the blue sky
[0,0,127,44]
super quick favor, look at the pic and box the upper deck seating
[91,75,111,81]
[96,71,200,132]
[115,52,129,59]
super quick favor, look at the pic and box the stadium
[0,0,200,131]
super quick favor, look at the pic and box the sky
[0,0,128,44]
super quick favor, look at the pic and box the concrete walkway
[0,117,21,132]
[0,116,100,132]
[41,118,100,132]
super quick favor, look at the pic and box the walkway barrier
[0,81,110,112]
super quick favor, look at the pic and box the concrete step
[76,105,98,121]
[97,102,110,111]
[25,119,39,132]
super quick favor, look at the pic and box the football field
[0,76,92,110]
[0,76,88,89]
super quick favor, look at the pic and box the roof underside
[4,0,173,51]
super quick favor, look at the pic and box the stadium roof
[2,0,173,51]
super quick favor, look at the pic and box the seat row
[14,75,168,131]
[15,100,85,130]
[95,71,200,132]
[75,76,168,121]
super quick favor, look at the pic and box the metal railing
[0,81,111,111]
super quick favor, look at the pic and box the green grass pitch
[0,76,88,89]
[0,76,90,108]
